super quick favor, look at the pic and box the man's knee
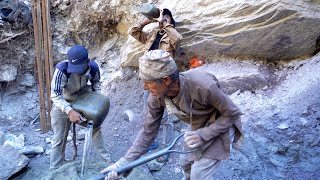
[190,158,220,180]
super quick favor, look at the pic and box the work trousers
[180,127,236,180]
[50,105,110,169]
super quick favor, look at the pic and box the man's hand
[68,109,82,124]
[152,9,164,23]
[184,131,205,149]
[140,18,152,26]
[101,163,119,180]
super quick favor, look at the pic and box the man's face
[159,14,171,29]
[75,62,89,75]
[143,79,168,97]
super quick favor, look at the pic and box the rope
[61,121,69,161]
[72,123,77,160]
[62,121,78,161]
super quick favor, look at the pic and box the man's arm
[100,95,164,177]
[162,22,182,51]
[90,62,102,93]
[129,19,152,44]
[123,96,164,161]
[51,69,73,114]
[196,82,242,141]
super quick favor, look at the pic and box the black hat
[162,8,176,28]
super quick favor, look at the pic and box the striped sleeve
[50,69,73,114]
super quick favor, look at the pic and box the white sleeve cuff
[64,105,73,114]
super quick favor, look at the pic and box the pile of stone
[0,130,44,179]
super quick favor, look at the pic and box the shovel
[89,133,195,180]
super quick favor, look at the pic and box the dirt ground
[1,0,319,178]
[1,53,319,179]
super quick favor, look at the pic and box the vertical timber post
[41,0,52,130]
[31,0,47,132]
[31,0,53,132]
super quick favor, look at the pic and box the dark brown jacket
[123,70,243,161]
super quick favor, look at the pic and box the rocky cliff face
[122,0,320,67]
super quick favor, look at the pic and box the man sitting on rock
[50,45,110,169]
[101,49,243,180]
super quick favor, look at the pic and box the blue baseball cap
[67,45,89,74]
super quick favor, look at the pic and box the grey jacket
[123,70,243,161]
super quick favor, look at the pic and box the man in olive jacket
[101,50,243,180]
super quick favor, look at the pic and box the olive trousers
[50,106,110,169]
[180,127,236,180]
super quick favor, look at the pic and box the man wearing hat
[130,7,183,160]
[50,45,110,169]
[101,49,243,180]
[129,8,182,58]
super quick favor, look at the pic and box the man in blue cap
[49,45,110,169]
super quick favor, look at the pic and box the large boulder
[0,144,30,179]
[121,0,320,67]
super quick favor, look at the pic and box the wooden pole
[37,0,48,132]
[31,0,47,132]
[46,0,53,76]
[46,0,54,130]
[41,0,52,130]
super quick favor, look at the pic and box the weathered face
[143,79,168,97]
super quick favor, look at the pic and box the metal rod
[88,148,170,180]
[89,134,195,180]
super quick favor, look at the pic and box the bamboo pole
[41,0,52,130]
[31,0,47,132]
